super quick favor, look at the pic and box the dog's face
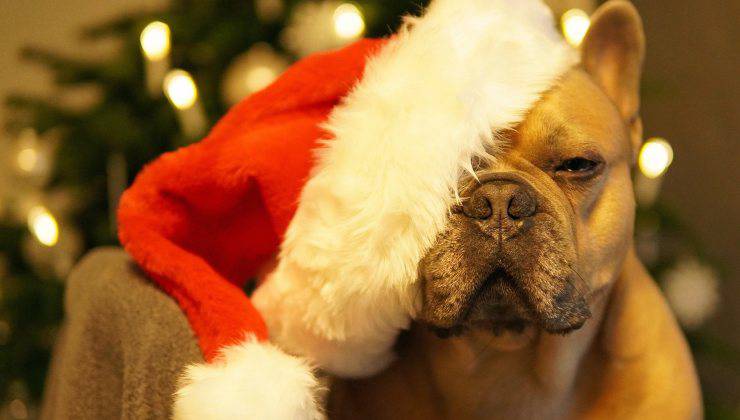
[419,2,646,338]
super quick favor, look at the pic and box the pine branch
[4,94,77,132]
[20,47,106,85]
[81,15,143,39]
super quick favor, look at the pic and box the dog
[327,2,702,418]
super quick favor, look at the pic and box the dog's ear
[581,0,646,163]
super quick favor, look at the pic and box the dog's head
[419,1,646,337]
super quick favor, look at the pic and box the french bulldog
[328,2,702,418]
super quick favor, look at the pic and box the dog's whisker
[566,266,591,296]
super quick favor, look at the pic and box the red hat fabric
[118,38,386,362]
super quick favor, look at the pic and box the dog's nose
[464,183,537,221]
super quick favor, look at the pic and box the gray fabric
[41,247,203,420]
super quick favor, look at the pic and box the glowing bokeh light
[27,206,59,247]
[163,69,199,109]
[561,9,590,47]
[140,21,171,60]
[16,147,38,172]
[639,137,674,179]
[245,65,278,93]
[333,3,365,40]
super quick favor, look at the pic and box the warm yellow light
[17,147,38,172]
[561,9,590,47]
[27,206,59,247]
[140,21,171,60]
[163,69,198,109]
[333,3,365,40]
[639,137,674,179]
[245,65,278,93]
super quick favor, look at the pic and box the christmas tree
[0,0,734,418]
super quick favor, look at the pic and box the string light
[14,129,46,175]
[16,147,38,172]
[163,69,199,109]
[140,21,171,61]
[639,137,674,179]
[245,65,278,93]
[27,206,59,247]
[561,9,590,47]
[333,3,365,40]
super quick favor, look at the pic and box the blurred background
[0,0,737,418]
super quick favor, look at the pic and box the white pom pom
[174,335,324,420]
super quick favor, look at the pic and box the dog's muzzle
[420,175,592,337]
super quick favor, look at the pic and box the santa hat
[117,0,577,418]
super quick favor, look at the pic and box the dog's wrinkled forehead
[508,69,630,165]
[462,69,631,186]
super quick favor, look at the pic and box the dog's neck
[405,285,611,418]
[335,252,633,419]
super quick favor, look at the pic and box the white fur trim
[173,336,323,420]
[253,0,577,377]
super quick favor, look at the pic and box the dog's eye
[557,157,600,174]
